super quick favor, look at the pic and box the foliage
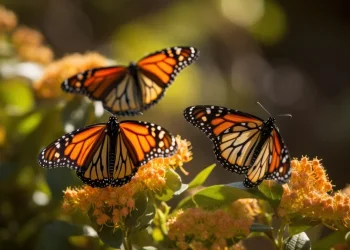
[1,3,350,250]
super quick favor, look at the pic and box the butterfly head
[107,116,120,135]
[266,117,276,126]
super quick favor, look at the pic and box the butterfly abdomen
[106,116,119,178]
[249,118,275,166]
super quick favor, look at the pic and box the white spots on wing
[159,130,165,139]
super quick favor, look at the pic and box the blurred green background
[1,0,350,249]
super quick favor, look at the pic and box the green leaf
[313,231,348,250]
[174,184,188,195]
[18,108,62,169]
[346,231,350,243]
[126,192,156,231]
[192,185,258,209]
[88,209,123,248]
[134,202,156,231]
[165,168,182,192]
[35,220,97,250]
[175,195,196,210]
[288,217,318,236]
[188,164,215,189]
[16,112,43,136]
[250,223,273,232]
[125,192,148,228]
[97,226,123,248]
[226,182,267,200]
[0,79,34,115]
[258,180,284,207]
[284,232,311,250]
[155,168,184,201]
[155,187,174,201]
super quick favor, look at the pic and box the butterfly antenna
[257,102,273,117]
[276,114,293,118]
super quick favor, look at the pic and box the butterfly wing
[38,124,113,187]
[61,66,144,116]
[136,46,199,111]
[184,105,264,174]
[108,120,178,186]
[62,47,199,116]
[244,128,291,187]
[92,119,178,187]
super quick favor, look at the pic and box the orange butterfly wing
[134,46,199,112]
[38,124,106,170]
[184,105,291,188]
[38,117,178,187]
[105,120,177,186]
[62,66,144,116]
[184,105,264,174]
[61,47,199,116]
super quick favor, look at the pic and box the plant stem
[276,220,287,250]
[122,228,132,250]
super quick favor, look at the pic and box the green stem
[122,228,132,250]
[276,220,287,250]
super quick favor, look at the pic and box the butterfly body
[38,116,177,187]
[62,46,199,116]
[184,105,291,187]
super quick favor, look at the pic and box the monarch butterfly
[183,105,291,187]
[61,46,199,116]
[38,116,177,187]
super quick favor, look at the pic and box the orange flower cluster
[0,5,17,32]
[62,136,192,228]
[278,157,350,228]
[33,52,109,99]
[11,26,53,64]
[167,199,260,250]
[341,185,350,197]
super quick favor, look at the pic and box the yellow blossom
[0,5,17,32]
[10,25,54,65]
[17,45,53,64]
[133,136,192,191]
[167,199,260,250]
[278,157,350,229]
[62,136,192,228]
[12,26,44,47]
[33,52,109,99]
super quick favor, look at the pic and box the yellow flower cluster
[11,26,53,64]
[167,199,260,250]
[0,5,17,32]
[62,136,192,228]
[33,52,109,99]
[278,157,350,228]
